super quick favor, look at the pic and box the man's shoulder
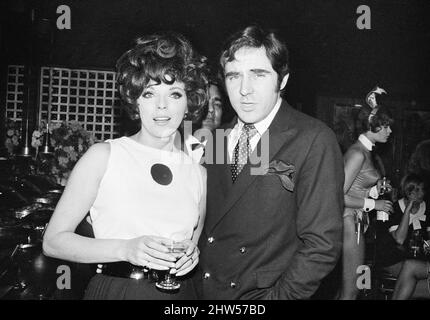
[286,106,335,138]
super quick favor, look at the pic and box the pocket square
[264,159,296,192]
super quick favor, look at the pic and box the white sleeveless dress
[85,136,205,300]
[90,136,204,242]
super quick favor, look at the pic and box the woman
[339,87,394,300]
[390,163,430,299]
[43,32,208,299]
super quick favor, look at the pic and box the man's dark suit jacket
[195,100,344,299]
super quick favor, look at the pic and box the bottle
[377,177,389,221]
[409,230,423,258]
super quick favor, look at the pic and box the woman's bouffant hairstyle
[400,173,425,198]
[116,32,209,122]
[356,105,394,134]
[219,25,289,91]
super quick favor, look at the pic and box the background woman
[339,87,394,299]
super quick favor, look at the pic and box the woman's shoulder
[79,142,111,166]
[344,142,366,162]
[87,142,111,156]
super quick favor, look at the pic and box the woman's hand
[375,199,393,213]
[405,199,420,215]
[376,178,393,195]
[123,235,176,270]
[172,239,199,276]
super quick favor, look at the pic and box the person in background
[389,176,430,299]
[339,86,394,300]
[407,139,430,202]
[43,32,208,300]
[201,75,225,132]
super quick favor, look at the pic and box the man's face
[224,47,288,124]
[201,84,223,131]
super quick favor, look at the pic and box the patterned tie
[231,124,258,183]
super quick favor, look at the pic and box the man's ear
[280,73,290,91]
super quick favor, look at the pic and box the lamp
[18,69,33,157]
[39,67,54,155]
[19,116,32,157]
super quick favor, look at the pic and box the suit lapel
[208,100,295,232]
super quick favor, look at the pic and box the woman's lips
[153,117,171,125]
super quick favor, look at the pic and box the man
[201,79,225,132]
[195,25,344,299]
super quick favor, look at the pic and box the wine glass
[155,241,188,291]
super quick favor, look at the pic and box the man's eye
[255,73,266,78]
[142,91,153,98]
[213,102,222,109]
[171,92,183,99]
[227,74,239,80]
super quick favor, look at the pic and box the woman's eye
[142,91,153,98]
[171,92,183,99]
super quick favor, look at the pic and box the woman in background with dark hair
[407,139,430,200]
[339,87,394,299]
[42,32,208,299]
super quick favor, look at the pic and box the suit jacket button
[239,247,246,254]
[203,272,211,279]
[208,237,214,243]
[230,281,237,288]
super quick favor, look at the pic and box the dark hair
[407,139,430,176]
[116,32,209,122]
[356,105,394,134]
[219,25,289,91]
[401,173,425,198]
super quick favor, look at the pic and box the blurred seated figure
[376,174,430,299]
[407,139,430,202]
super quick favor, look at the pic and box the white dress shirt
[227,98,282,162]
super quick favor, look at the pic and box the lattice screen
[39,67,123,141]
[5,65,25,125]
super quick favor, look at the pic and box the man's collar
[237,97,282,135]
[358,134,374,151]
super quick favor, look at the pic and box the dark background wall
[1,0,430,115]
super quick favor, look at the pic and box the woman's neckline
[122,135,182,154]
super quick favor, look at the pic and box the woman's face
[409,183,425,202]
[201,84,223,131]
[136,79,187,139]
[371,125,392,143]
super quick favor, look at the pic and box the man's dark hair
[219,25,289,91]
